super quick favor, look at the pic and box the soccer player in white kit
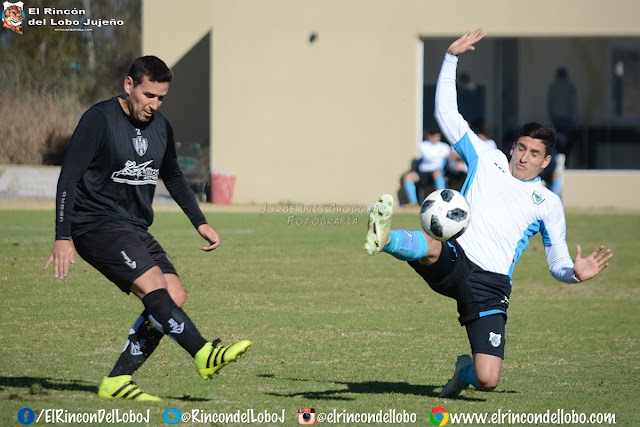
[417,127,451,191]
[364,29,613,398]
[402,127,451,206]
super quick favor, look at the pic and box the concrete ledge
[563,170,640,212]
[1,165,639,212]
[0,164,173,200]
[0,165,61,199]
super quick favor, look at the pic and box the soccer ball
[419,189,471,241]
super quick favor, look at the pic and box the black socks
[141,288,207,357]
[109,312,164,377]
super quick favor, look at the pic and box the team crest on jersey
[132,128,148,156]
[532,190,545,205]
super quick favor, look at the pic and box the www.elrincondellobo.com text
[445,409,616,425]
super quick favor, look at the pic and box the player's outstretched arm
[573,244,613,282]
[197,223,221,252]
[447,28,487,56]
[44,240,76,279]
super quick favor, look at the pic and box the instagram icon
[298,407,316,425]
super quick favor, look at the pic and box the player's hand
[44,240,76,279]
[447,28,487,56]
[198,223,221,252]
[573,244,613,282]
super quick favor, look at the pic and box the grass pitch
[0,208,638,426]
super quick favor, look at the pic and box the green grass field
[1,208,638,426]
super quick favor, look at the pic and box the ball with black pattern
[419,189,471,242]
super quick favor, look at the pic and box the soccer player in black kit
[45,56,251,401]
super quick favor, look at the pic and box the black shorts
[73,221,177,293]
[418,171,436,188]
[408,240,512,325]
[466,314,506,358]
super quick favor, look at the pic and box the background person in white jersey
[418,126,451,192]
[402,127,451,206]
[364,29,613,398]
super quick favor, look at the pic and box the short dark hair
[518,122,556,157]
[471,118,487,134]
[556,67,568,79]
[127,56,173,85]
[425,126,441,137]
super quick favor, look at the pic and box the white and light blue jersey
[418,140,451,173]
[435,53,578,283]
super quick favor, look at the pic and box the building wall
[143,0,640,204]
[563,171,640,212]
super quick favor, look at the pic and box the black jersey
[55,97,206,239]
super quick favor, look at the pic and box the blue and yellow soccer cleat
[439,354,472,398]
[194,339,252,379]
[98,375,161,401]
[364,194,394,255]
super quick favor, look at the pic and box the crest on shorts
[132,128,148,156]
[488,331,502,348]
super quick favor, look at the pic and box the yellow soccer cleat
[98,375,161,401]
[194,338,252,379]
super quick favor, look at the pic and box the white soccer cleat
[439,354,472,398]
[364,194,394,255]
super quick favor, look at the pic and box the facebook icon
[17,408,35,425]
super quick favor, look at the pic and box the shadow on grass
[164,395,215,402]
[0,376,96,394]
[259,374,487,402]
[0,376,216,402]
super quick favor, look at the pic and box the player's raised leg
[364,194,442,263]
[364,194,394,255]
